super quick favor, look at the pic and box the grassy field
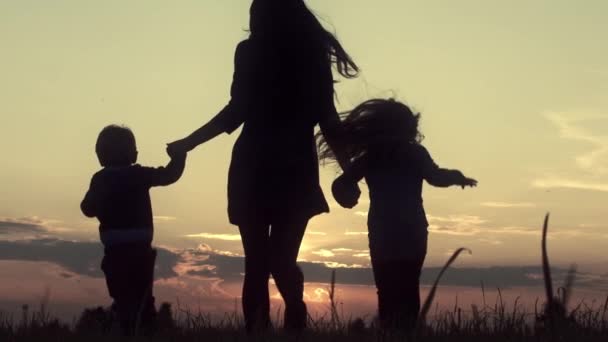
[1,298,607,342]
[1,215,606,341]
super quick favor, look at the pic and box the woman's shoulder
[235,39,253,55]
[234,39,269,64]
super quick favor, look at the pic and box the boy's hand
[460,177,478,189]
[166,143,187,160]
[332,175,360,208]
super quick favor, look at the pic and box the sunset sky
[1,0,607,319]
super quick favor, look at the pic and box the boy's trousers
[101,243,157,336]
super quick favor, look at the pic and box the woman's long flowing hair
[317,99,424,163]
[249,0,359,78]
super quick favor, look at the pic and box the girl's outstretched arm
[420,146,477,188]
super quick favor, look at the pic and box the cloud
[0,218,48,235]
[0,238,179,279]
[533,111,608,191]
[476,238,503,246]
[312,249,335,258]
[345,231,367,236]
[0,217,74,237]
[427,215,548,238]
[2,238,607,291]
[427,215,487,236]
[352,253,370,259]
[532,177,608,193]
[544,111,608,173]
[153,216,177,222]
[185,233,242,241]
[480,202,536,208]
[175,250,608,289]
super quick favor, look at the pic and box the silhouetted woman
[168,0,358,332]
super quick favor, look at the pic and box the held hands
[332,174,361,209]
[166,138,192,159]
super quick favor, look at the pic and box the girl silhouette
[318,99,477,331]
[168,0,358,332]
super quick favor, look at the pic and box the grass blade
[418,247,472,327]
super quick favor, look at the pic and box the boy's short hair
[96,125,137,167]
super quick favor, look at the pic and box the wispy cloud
[428,214,594,239]
[344,231,367,236]
[531,111,608,192]
[153,216,177,222]
[427,214,487,236]
[480,202,536,208]
[0,217,71,236]
[544,111,608,173]
[477,238,503,246]
[331,248,354,252]
[352,252,370,259]
[532,177,608,192]
[428,215,540,237]
[0,218,47,235]
[312,249,335,258]
[185,233,242,241]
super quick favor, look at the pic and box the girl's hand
[461,177,478,189]
[332,175,360,208]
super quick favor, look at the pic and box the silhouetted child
[81,125,186,336]
[317,99,477,331]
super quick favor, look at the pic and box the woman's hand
[167,138,194,157]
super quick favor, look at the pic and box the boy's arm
[141,153,187,187]
[420,146,476,188]
[81,175,100,218]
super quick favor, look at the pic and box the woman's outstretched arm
[167,105,240,154]
[167,41,251,154]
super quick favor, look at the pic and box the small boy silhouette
[81,125,186,336]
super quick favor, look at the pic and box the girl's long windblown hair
[317,99,423,163]
[250,0,359,78]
